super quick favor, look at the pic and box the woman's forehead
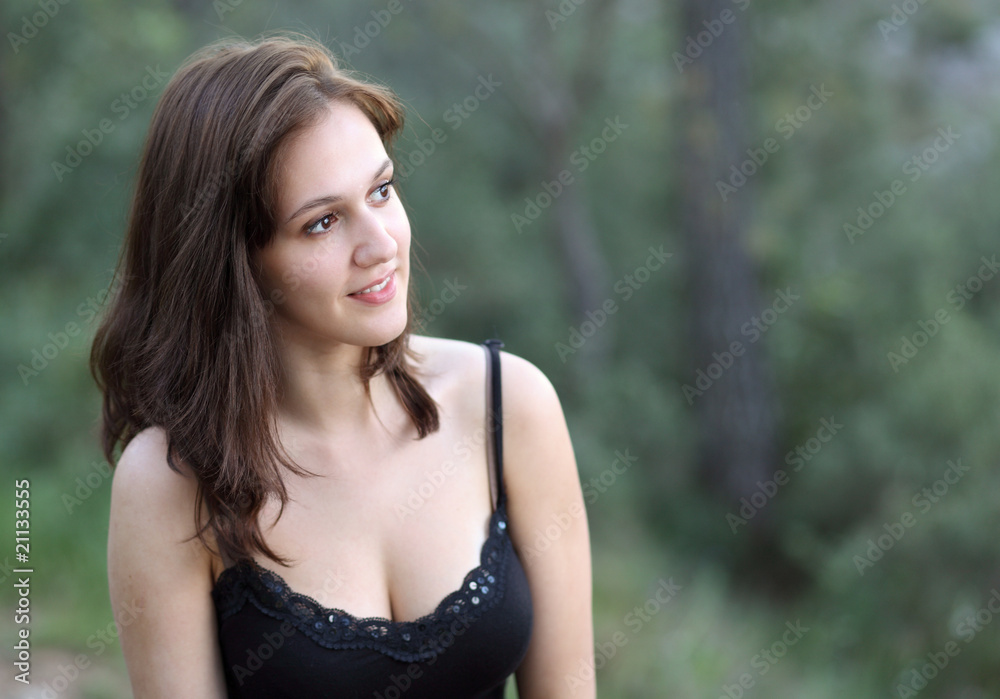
[274,102,389,212]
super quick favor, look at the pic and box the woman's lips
[348,272,396,305]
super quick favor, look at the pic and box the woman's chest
[245,431,497,622]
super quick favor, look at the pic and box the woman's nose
[351,209,398,268]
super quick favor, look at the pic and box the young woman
[92,35,594,698]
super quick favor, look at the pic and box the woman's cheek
[281,266,302,292]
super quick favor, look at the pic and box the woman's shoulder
[407,334,484,371]
[112,426,199,504]
[106,428,227,694]
[407,335,562,425]
[109,426,220,573]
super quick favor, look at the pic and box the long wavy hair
[90,35,439,565]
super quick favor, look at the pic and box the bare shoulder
[112,427,200,534]
[407,335,560,420]
[408,334,486,377]
[108,431,228,695]
[109,425,217,578]
[113,426,195,496]
[492,348,574,486]
[407,335,552,387]
[407,335,488,413]
[495,349,562,425]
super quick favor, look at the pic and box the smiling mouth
[350,273,393,296]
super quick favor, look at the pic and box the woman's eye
[306,213,337,236]
[373,179,395,203]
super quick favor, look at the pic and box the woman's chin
[348,314,409,349]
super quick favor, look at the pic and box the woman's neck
[273,337,398,438]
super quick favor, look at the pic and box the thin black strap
[483,339,505,507]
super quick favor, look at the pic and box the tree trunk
[677,0,778,514]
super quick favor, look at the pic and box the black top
[211,340,534,698]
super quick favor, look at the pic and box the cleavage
[247,505,494,623]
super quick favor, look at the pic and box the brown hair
[90,34,439,565]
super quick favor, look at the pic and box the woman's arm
[500,352,596,699]
[107,427,228,698]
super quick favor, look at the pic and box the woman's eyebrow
[283,157,393,225]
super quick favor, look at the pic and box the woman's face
[255,100,410,351]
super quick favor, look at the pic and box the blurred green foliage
[3,0,1000,696]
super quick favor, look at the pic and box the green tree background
[2,0,1000,696]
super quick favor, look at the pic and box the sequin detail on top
[212,504,513,663]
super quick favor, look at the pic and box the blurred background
[3,0,1000,696]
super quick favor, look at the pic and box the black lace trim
[212,504,513,663]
